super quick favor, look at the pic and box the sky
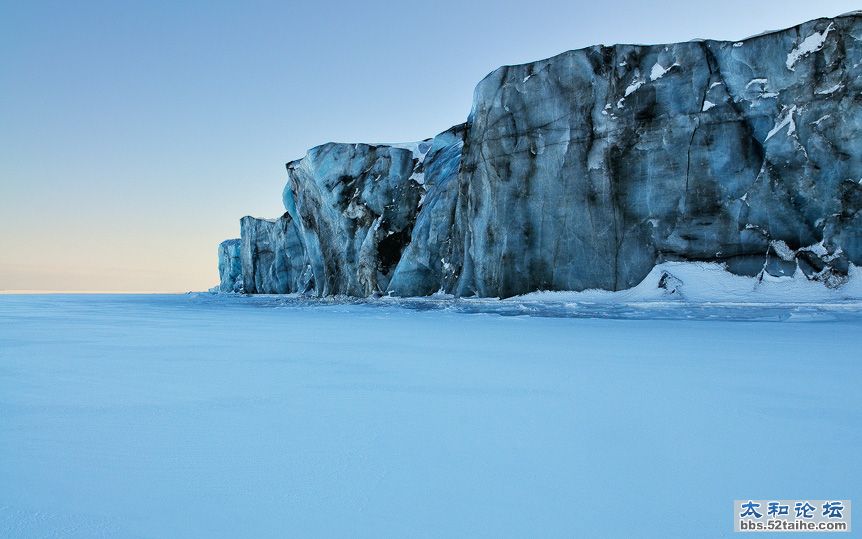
[1,0,859,292]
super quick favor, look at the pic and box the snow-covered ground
[1,286,860,537]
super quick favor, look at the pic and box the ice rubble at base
[214,261,862,314]
[217,13,862,300]
[511,261,862,304]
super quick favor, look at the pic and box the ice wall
[220,13,862,298]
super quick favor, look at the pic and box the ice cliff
[220,13,862,298]
[217,239,242,293]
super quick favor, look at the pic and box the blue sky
[1,0,859,291]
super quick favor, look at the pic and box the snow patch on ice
[746,78,769,88]
[770,240,796,261]
[383,140,432,195]
[702,100,716,111]
[649,62,678,81]
[765,105,797,141]
[816,82,844,95]
[624,79,644,96]
[786,23,834,70]
[387,140,432,162]
[616,77,647,109]
[744,78,779,99]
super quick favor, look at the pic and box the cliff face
[454,14,862,296]
[284,143,425,296]
[386,124,468,296]
[217,239,243,293]
[239,215,310,294]
[220,13,862,297]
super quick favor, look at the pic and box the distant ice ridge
[217,13,862,300]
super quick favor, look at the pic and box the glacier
[220,13,862,298]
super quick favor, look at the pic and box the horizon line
[0,290,194,295]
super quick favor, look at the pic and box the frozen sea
[1,293,860,538]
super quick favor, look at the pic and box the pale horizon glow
[0,290,181,295]
[2,0,859,291]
